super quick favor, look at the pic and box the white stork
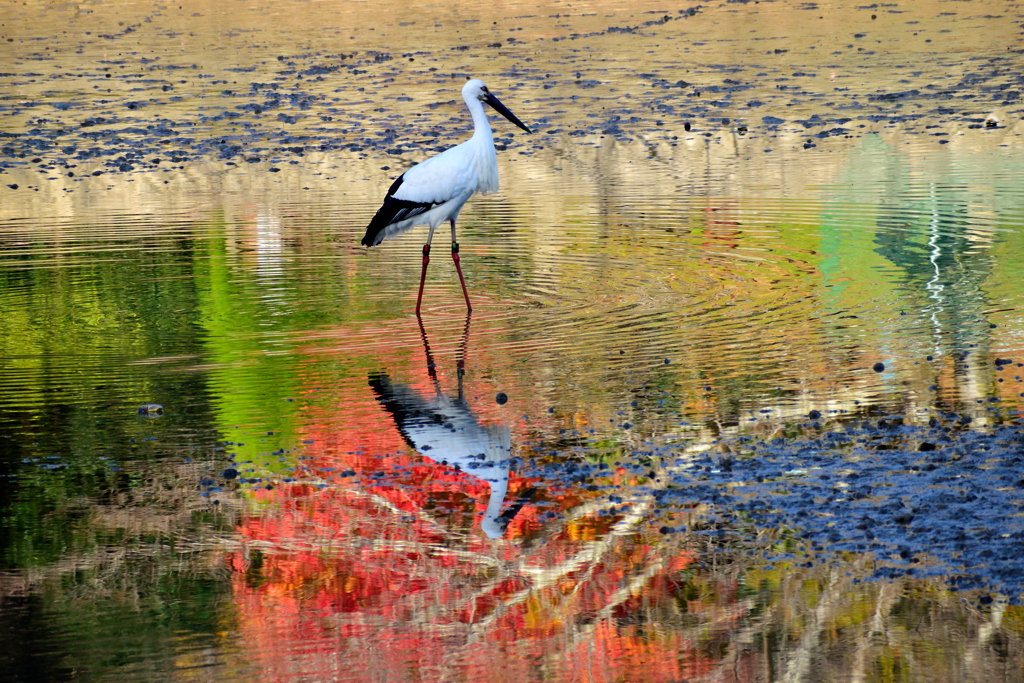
[361,79,532,314]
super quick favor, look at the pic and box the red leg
[452,242,472,313]
[415,244,430,314]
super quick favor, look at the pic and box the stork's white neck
[465,96,494,140]
[462,91,500,194]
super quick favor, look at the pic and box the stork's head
[463,78,532,134]
[462,78,489,102]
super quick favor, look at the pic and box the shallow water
[2,0,1024,681]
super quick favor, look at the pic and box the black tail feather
[362,173,436,247]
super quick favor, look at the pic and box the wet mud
[1,0,1021,193]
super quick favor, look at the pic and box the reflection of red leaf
[220,322,722,680]
[458,577,529,624]
[226,463,705,680]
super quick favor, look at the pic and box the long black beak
[484,92,532,134]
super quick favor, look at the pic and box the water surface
[2,0,1024,681]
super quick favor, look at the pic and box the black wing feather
[361,173,438,247]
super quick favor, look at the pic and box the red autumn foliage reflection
[222,319,739,682]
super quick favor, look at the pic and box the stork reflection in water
[368,315,533,538]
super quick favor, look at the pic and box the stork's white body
[373,97,500,245]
